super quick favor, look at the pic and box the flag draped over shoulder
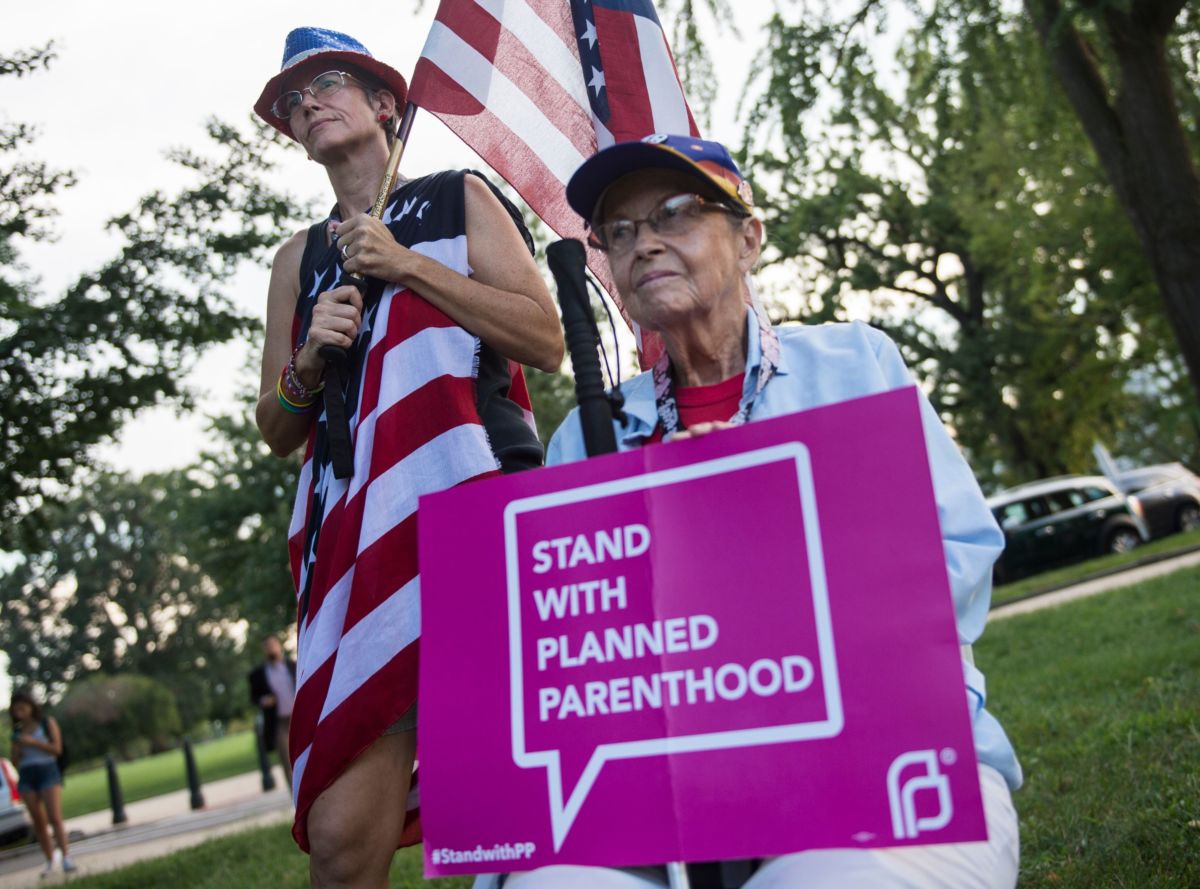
[284,174,527,852]
[410,0,701,367]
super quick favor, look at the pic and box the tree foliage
[660,0,738,131]
[59,674,182,761]
[0,471,247,728]
[740,1,1198,484]
[1023,0,1200,401]
[526,365,578,446]
[0,47,310,548]
[176,385,300,639]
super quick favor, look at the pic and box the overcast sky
[4,0,767,480]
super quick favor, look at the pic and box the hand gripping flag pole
[321,103,419,479]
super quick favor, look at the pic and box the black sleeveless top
[294,169,543,473]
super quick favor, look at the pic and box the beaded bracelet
[285,349,324,400]
[277,348,324,414]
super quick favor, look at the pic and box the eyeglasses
[588,193,745,255]
[271,70,363,119]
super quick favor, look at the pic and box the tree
[526,366,579,447]
[0,46,311,548]
[740,2,1194,484]
[660,0,737,131]
[175,381,300,639]
[58,674,182,761]
[1024,0,1200,403]
[0,471,248,728]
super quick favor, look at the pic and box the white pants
[507,765,1019,889]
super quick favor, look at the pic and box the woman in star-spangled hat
[254,26,563,887]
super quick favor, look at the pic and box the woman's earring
[377,112,389,122]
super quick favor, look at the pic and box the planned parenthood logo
[503,445,844,851]
[887,749,956,840]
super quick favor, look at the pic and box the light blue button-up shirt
[548,316,1022,790]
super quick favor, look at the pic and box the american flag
[409,0,701,366]
[286,174,519,851]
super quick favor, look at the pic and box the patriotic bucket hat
[566,134,755,223]
[255,27,409,141]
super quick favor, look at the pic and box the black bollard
[183,739,206,810]
[105,755,128,825]
[254,719,277,792]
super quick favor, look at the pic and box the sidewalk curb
[0,769,289,866]
[990,542,1200,611]
[0,787,292,884]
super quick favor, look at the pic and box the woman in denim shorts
[10,689,75,875]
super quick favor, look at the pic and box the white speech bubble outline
[503,443,844,852]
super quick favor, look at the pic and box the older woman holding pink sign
[517,136,1021,888]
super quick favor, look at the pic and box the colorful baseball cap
[566,134,755,223]
[254,27,409,141]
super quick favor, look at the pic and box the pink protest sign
[417,387,985,876]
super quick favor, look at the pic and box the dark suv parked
[987,476,1150,583]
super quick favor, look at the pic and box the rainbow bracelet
[277,376,319,414]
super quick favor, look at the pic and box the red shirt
[646,372,746,444]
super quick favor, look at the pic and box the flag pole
[320,102,420,479]
[368,102,419,217]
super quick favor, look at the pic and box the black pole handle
[547,239,617,457]
[318,270,366,479]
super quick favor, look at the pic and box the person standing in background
[248,634,297,790]
[9,689,75,876]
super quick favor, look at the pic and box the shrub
[59,674,182,761]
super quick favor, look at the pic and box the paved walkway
[991,549,1200,620]
[0,768,293,887]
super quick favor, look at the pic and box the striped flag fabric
[286,173,519,851]
[409,0,701,366]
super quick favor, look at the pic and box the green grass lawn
[978,563,1200,887]
[62,732,261,820]
[991,527,1200,606]
[65,564,1200,887]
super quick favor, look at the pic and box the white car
[0,757,31,845]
